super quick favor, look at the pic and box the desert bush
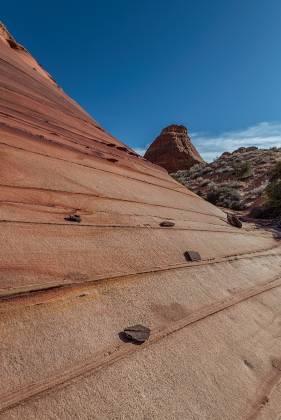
[200,166,212,175]
[255,161,281,218]
[250,184,267,197]
[206,186,242,209]
[270,160,281,182]
[258,159,270,165]
[216,167,227,173]
[249,206,279,218]
[188,163,205,175]
[265,180,281,209]
[170,172,188,186]
[222,165,233,173]
[226,181,243,189]
[189,171,201,179]
[206,189,220,205]
[233,161,253,179]
[199,178,210,187]
[192,167,211,178]
[207,181,217,190]
[230,201,246,210]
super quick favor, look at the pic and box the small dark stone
[107,158,118,163]
[64,214,81,223]
[184,251,201,262]
[122,325,151,343]
[272,359,281,371]
[159,221,175,227]
[227,213,242,228]
[243,359,254,369]
[116,146,128,152]
[261,396,269,406]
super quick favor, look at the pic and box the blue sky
[2,0,281,161]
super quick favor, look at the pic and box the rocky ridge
[172,146,281,210]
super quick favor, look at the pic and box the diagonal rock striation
[0,23,281,420]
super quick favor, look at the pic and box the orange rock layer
[0,23,281,420]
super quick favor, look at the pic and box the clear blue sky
[2,0,281,160]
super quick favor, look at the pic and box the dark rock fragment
[243,359,254,369]
[261,396,269,406]
[184,251,201,262]
[64,214,81,223]
[227,213,242,228]
[107,158,118,163]
[122,325,151,343]
[159,221,175,227]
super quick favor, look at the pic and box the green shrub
[233,161,253,179]
[265,162,281,213]
[206,185,242,209]
[249,206,280,219]
[189,163,205,174]
[255,161,281,218]
[207,190,220,204]
[199,178,210,187]
[265,180,281,208]
[230,201,246,211]
[270,161,281,182]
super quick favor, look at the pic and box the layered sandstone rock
[144,124,204,173]
[1,23,281,420]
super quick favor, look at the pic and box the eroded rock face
[144,125,204,173]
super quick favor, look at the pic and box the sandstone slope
[0,23,281,420]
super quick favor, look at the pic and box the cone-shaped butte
[144,124,204,173]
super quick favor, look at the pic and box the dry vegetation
[172,146,281,211]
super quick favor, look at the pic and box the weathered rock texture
[144,124,204,173]
[1,23,281,420]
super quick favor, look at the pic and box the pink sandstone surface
[0,22,281,420]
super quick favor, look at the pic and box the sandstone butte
[0,22,281,420]
[144,124,204,173]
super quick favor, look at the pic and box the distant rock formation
[144,124,204,173]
